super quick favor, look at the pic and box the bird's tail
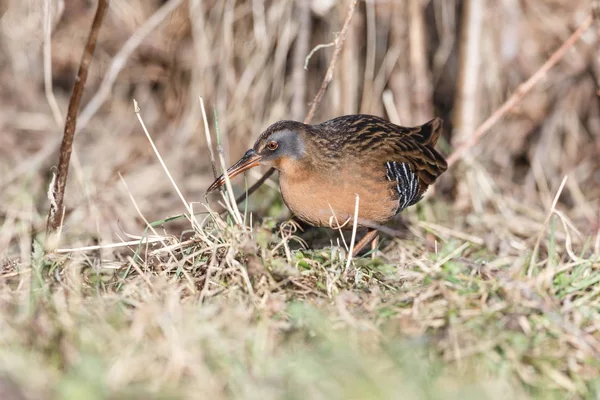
[413,117,443,147]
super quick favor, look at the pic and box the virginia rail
[207,114,447,255]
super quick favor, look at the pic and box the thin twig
[304,42,335,70]
[199,97,218,180]
[345,194,360,272]
[56,237,165,254]
[45,0,109,243]
[235,0,359,205]
[528,176,568,277]
[305,0,359,123]
[447,15,593,167]
[213,110,244,226]
[217,146,244,226]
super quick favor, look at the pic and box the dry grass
[1,0,600,399]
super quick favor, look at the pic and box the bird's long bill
[206,149,261,193]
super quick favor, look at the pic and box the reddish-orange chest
[278,162,397,228]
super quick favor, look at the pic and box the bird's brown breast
[278,159,397,228]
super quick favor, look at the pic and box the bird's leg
[370,235,379,259]
[351,229,378,257]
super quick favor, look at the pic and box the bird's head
[206,120,308,193]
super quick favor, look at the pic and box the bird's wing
[317,114,448,194]
[384,161,422,212]
[382,136,447,189]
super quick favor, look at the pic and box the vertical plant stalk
[291,0,312,121]
[452,0,484,147]
[45,0,110,243]
[388,1,411,125]
[340,2,360,115]
[449,0,484,210]
[235,0,359,205]
[408,0,433,122]
[359,0,376,113]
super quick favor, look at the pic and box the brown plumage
[207,114,447,252]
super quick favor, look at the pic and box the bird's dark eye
[267,141,278,150]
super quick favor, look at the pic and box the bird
[206,114,447,255]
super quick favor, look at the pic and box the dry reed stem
[408,0,433,121]
[199,97,218,180]
[45,0,109,244]
[447,15,594,167]
[292,0,312,120]
[452,0,484,146]
[341,3,360,115]
[382,90,402,125]
[360,0,376,113]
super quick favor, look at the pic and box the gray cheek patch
[289,136,305,160]
[271,130,305,160]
